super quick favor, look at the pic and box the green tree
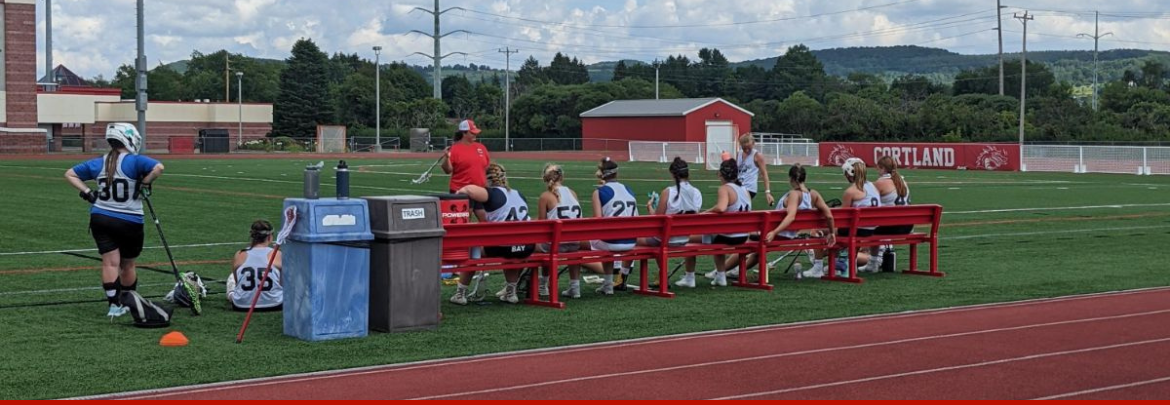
[612,60,629,82]
[770,45,830,101]
[273,39,336,138]
[775,91,824,137]
[954,60,1059,99]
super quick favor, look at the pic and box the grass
[0,156,1169,399]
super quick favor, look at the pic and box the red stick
[235,244,283,344]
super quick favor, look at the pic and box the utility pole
[1015,11,1033,147]
[136,0,148,139]
[997,0,1005,96]
[654,59,661,100]
[224,55,232,102]
[236,71,243,147]
[46,0,54,87]
[410,0,468,99]
[499,47,519,152]
[373,46,382,152]
[1078,11,1113,111]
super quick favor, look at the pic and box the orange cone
[160,331,189,347]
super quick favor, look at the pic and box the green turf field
[1,156,1168,399]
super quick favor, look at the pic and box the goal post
[627,141,705,165]
[316,125,347,153]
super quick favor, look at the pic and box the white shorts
[591,240,635,252]
[536,242,581,254]
[645,237,688,248]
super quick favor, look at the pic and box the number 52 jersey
[229,247,283,310]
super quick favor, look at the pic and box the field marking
[0,242,242,257]
[1031,376,1170,400]
[711,338,1170,400]
[408,311,1170,400]
[946,213,1170,228]
[948,203,1170,215]
[0,260,230,276]
[942,225,1170,241]
[92,288,1170,400]
[0,282,177,296]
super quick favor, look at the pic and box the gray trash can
[364,195,446,333]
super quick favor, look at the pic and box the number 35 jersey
[230,247,283,310]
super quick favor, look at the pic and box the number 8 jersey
[229,247,283,310]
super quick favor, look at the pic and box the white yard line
[1031,376,1170,400]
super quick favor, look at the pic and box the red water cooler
[435,194,471,264]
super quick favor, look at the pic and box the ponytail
[877,156,908,198]
[486,163,510,190]
[851,161,867,191]
[788,163,807,191]
[250,220,273,246]
[596,157,618,183]
[104,139,125,185]
[668,157,689,202]
[543,164,564,202]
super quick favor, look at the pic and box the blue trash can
[282,198,374,342]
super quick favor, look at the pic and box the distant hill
[162,58,284,74]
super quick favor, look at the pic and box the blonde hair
[738,133,754,147]
[543,164,564,202]
[104,139,125,186]
[596,157,618,183]
[486,163,509,190]
[877,156,908,198]
[848,161,867,191]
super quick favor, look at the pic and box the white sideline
[0,242,243,257]
[711,338,1170,400]
[73,287,1170,400]
[942,225,1170,241]
[947,203,1170,215]
[1031,376,1170,400]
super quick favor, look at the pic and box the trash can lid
[284,198,374,243]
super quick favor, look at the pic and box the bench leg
[903,242,945,278]
[732,253,773,291]
[632,258,675,298]
[524,266,566,309]
[821,247,864,284]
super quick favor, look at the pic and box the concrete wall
[93,101,272,124]
[37,93,121,124]
[3,0,37,128]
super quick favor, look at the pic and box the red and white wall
[820,142,1022,172]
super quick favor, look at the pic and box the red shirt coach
[443,119,490,193]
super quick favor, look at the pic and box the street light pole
[236,71,244,146]
[373,46,383,152]
[1078,11,1113,112]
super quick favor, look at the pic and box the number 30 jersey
[230,247,283,310]
[71,152,162,224]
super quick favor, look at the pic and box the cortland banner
[821,142,1021,171]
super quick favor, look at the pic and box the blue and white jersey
[736,148,760,194]
[776,190,813,240]
[879,174,911,207]
[598,182,638,244]
[720,183,753,239]
[856,181,882,231]
[484,187,530,223]
[546,186,582,220]
[72,153,161,224]
[230,247,283,310]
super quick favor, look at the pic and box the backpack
[120,291,173,328]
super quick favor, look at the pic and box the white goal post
[629,141,819,170]
[316,125,347,153]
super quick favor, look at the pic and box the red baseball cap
[458,120,482,135]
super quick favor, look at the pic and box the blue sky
[34,0,1170,79]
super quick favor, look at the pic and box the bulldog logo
[827,144,857,167]
[975,146,1011,171]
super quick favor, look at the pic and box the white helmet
[841,158,865,178]
[106,123,143,154]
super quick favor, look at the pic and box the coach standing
[736,134,774,207]
[441,119,491,304]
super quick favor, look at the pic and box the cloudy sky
[34,0,1170,79]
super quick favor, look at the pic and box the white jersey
[736,148,761,194]
[879,174,911,207]
[664,181,703,245]
[95,153,144,216]
[485,187,530,223]
[721,183,753,238]
[546,186,582,220]
[230,247,283,310]
[599,182,638,218]
[777,190,813,240]
[855,181,882,230]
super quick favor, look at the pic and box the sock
[122,280,137,291]
[457,283,468,292]
[539,276,549,285]
[603,274,614,284]
[684,273,695,281]
[103,283,118,305]
[620,267,631,276]
[570,280,581,288]
[814,259,824,269]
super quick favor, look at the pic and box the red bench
[440,205,944,308]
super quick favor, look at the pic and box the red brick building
[0,0,46,152]
[580,98,754,148]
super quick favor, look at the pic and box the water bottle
[648,191,660,211]
[335,160,350,200]
[303,163,321,199]
[882,249,896,273]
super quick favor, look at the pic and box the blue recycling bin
[282,198,375,342]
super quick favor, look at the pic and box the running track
[91,288,1170,400]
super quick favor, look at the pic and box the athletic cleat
[703,269,718,279]
[561,285,581,299]
[613,275,629,292]
[495,287,507,299]
[595,282,615,296]
[711,273,728,287]
[106,304,129,319]
[501,285,519,304]
[674,276,696,288]
[801,263,825,279]
[538,278,550,297]
[449,290,469,306]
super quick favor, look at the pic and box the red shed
[580,98,754,149]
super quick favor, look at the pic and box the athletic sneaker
[674,275,697,288]
[711,272,728,287]
[495,287,507,299]
[449,290,469,306]
[500,284,519,304]
[538,278,550,297]
[106,304,129,319]
[561,284,581,299]
[595,282,615,296]
[703,269,718,279]
[801,263,825,279]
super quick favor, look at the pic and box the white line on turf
[0,282,176,296]
[947,203,1170,215]
[83,288,1170,400]
[0,242,243,257]
[711,338,1170,400]
[410,312,1170,400]
[1031,376,1170,400]
[942,225,1170,241]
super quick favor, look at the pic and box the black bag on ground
[119,291,173,328]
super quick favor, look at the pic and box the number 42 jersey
[229,247,283,310]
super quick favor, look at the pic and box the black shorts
[876,225,915,235]
[749,191,758,200]
[706,235,749,246]
[484,244,535,259]
[838,228,875,238]
[90,213,145,258]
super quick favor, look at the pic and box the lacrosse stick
[236,206,297,344]
[141,193,203,316]
[412,152,449,184]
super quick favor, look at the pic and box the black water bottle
[336,160,350,200]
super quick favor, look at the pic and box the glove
[79,190,98,204]
[134,182,152,200]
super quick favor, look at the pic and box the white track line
[93,289,1170,400]
[0,282,176,296]
[948,203,1170,215]
[943,225,1170,241]
[1031,376,1170,400]
[712,338,1170,400]
[0,242,243,257]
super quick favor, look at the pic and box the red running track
[93,288,1170,400]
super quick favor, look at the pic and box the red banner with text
[820,142,1021,171]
